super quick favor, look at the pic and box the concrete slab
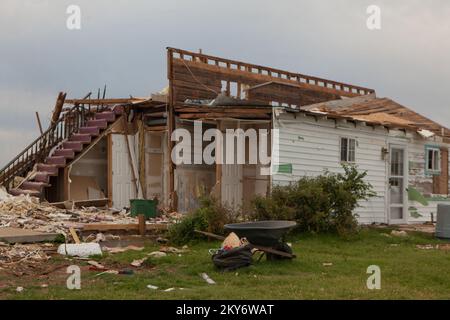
[0,227,60,244]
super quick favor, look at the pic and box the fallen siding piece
[200,273,216,285]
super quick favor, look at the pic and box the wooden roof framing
[167,47,375,109]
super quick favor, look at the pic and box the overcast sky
[1,0,449,167]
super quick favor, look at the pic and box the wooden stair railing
[0,105,87,190]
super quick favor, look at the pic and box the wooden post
[122,116,139,197]
[35,112,43,135]
[50,92,67,127]
[138,214,146,236]
[216,120,222,201]
[167,48,177,211]
[138,117,147,198]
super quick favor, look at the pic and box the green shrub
[249,164,376,236]
[168,196,236,245]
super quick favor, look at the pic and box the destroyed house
[1,47,449,225]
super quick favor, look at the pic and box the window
[426,145,441,174]
[340,137,356,163]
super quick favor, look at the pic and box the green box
[130,199,158,218]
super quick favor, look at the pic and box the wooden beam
[35,112,43,135]
[51,198,109,209]
[50,92,66,126]
[167,48,176,211]
[138,215,146,236]
[82,223,168,232]
[138,118,147,198]
[64,98,146,105]
[175,107,271,114]
[122,115,140,196]
[69,227,81,244]
[178,113,271,119]
[107,134,113,208]
[216,120,222,201]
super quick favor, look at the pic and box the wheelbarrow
[195,220,297,260]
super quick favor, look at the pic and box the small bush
[168,196,237,245]
[249,164,376,236]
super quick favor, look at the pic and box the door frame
[387,143,408,224]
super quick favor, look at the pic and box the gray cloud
[1,0,449,166]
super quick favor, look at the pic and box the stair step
[113,106,124,115]
[34,172,51,184]
[79,126,100,136]
[95,112,116,122]
[53,149,75,159]
[9,188,41,197]
[21,181,49,191]
[36,164,59,175]
[62,141,83,152]
[70,133,92,144]
[46,156,66,167]
[87,119,108,129]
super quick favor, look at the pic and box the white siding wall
[272,113,389,224]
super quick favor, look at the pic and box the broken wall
[69,138,107,201]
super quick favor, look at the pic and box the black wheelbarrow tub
[224,221,297,247]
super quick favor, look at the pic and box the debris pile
[0,188,179,272]
[0,242,50,269]
[0,195,134,236]
[0,190,179,237]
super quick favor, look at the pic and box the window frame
[340,137,357,163]
[425,145,441,175]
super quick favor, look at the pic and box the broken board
[0,227,60,244]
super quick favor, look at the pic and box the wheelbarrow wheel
[266,242,293,261]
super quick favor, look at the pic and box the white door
[388,145,407,224]
[111,134,137,209]
[220,121,243,210]
[222,163,243,210]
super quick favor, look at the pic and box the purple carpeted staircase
[9,108,121,198]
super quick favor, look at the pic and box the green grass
[1,227,450,300]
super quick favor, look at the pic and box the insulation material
[70,176,104,201]
[418,129,435,139]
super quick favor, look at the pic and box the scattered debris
[130,258,148,267]
[95,270,119,277]
[159,246,186,254]
[16,286,24,293]
[104,245,144,254]
[118,269,134,275]
[94,233,107,243]
[416,244,450,251]
[87,260,105,270]
[147,284,159,290]
[0,243,50,267]
[156,237,169,244]
[200,273,216,285]
[391,230,408,237]
[148,251,167,258]
[416,244,435,250]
